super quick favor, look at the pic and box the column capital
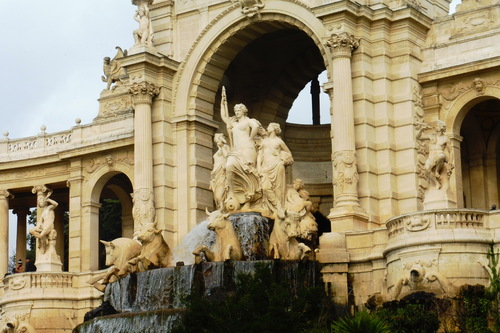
[129,81,160,106]
[32,185,49,195]
[0,190,14,200]
[325,32,359,59]
[12,207,30,216]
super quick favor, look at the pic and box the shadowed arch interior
[460,98,500,209]
[190,19,327,125]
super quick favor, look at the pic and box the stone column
[311,77,320,125]
[55,207,65,269]
[129,81,160,234]
[0,190,13,279]
[325,32,368,231]
[13,208,29,264]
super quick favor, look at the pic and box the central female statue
[220,87,262,211]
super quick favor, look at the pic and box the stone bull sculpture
[269,210,312,260]
[193,209,243,263]
[128,220,173,271]
[87,237,141,292]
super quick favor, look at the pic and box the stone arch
[445,86,500,134]
[82,162,134,270]
[445,87,500,209]
[173,1,331,122]
[84,163,134,205]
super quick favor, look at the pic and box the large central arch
[171,3,332,237]
[173,2,331,121]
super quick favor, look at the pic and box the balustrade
[386,209,486,239]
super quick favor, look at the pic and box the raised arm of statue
[220,87,230,125]
[220,87,233,148]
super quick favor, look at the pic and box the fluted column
[325,33,368,231]
[0,190,14,279]
[129,81,159,234]
[13,207,30,264]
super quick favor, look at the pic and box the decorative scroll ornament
[405,214,430,232]
[0,189,14,199]
[325,32,359,59]
[232,0,265,18]
[129,81,160,105]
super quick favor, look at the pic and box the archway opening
[208,25,333,218]
[460,98,500,209]
[97,173,133,269]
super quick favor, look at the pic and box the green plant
[331,311,391,333]
[173,262,332,333]
[376,293,441,333]
[455,285,492,333]
[486,242,500,331]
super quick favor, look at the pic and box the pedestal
[423,189,457,210]
[328,206,370,232]
[35,248,62,272]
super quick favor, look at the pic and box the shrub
[331,311,391,333]
[376,292,440,333]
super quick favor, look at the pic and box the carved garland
[413,84,427,201]
[332,150,359,195]
[83,153,134,174]
[439,77,500,110]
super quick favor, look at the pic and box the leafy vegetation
[376,292,441,333]
[331,311,390,333]
[172,262,333,333]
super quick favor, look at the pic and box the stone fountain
[74,94,321,332]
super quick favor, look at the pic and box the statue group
[216,87,305,219]
[88,88,318,291]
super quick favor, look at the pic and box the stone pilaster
[325,33,368,231]
[129,81,159,234]
[13,207,30,264]
[0,190,13,279]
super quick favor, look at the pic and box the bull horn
[206,207,212,216]
[100,240,110,246]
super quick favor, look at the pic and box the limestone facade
[1,0,500,331]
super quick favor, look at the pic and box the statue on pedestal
[416,120,456,208]
[132,1,154,47]
[29,187,62,271]
[416,120,454,191]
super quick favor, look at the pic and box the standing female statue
[257,123,294,216]
[220,87,262,211]
[210,133,230,209]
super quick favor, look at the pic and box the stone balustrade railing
[3,271,74,293]
[386,208,486,239]
[0,114,134,162]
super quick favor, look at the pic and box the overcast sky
[1,1,136,139]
